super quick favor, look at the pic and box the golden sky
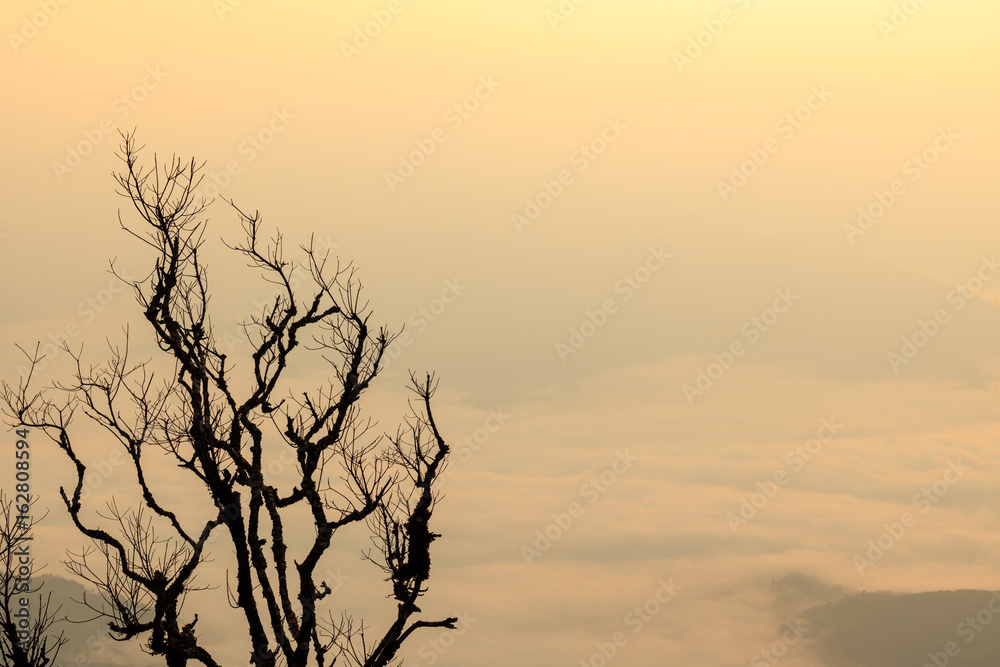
[2,1,999,665]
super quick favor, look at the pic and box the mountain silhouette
[800,588,1000,666]
[27,574,160,667]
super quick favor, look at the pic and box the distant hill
[27,573,160,667]
[800,589,1000,666]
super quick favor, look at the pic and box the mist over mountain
[799,587,1000,667]
[30,574,159,667]
[432,231,1000,407]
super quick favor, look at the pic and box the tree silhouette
[0,492,67,667]
[2,132,456,667]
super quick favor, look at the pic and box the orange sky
[2,1,999,665]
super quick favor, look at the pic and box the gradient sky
[2,1,1000,666]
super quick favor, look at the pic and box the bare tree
[2,132,457,667]
[0,491,68,667]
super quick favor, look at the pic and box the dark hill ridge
[24,573,160,667]
[800,589,1000,667]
